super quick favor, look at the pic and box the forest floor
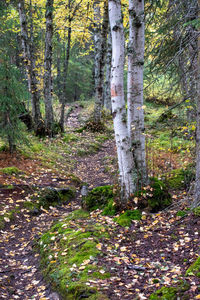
[0,104,199,300]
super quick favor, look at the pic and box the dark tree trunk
[18,0,43,136]
[59,22,72,133]
[94,0,109,123]
[44,0,54,136]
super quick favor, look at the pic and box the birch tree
[18,0,43,135]
[44,0,54,136]
[104,28,112,112]
[127,0,147,188]
[109,0,135,203]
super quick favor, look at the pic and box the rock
[49,292,60,300]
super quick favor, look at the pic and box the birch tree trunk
[18,0,43,135]
[94,0,108,123]
[59,23,71,132]
[127,0,147,188]
[194,0,200,208]
[104,28,112,113]
[109,0,135,203]
[56,31,62,102]
[44,0,54,136]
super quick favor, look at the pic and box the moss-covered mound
[82,185,114,213]
[114,210,142,227]
[38,187,76,209]
[38,209,110,299]
[137,178,172,212]
[0,166,22,175]
[193,206,200,217]
[186,256,200,278]
[162,166,195,190]
[149,281,190,300]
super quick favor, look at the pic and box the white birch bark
[104,28,112,112]
[194,0,200,208]
[127,0,147,188]
[44,0,54,136]
[94,1,103,123]
[109,0,135,202]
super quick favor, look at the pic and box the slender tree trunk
[59,22,71,133]
[109,0,135,203]
[18,0,43,135]
[44,0,54,136]
[194,0,200,208]
[56,31,62,101]
[94,0,108,123]
[104,28,112,113]
[127,0,147,188]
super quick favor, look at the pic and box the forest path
[0,106,199,299]
[0,105,116,299]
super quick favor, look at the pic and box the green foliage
[186,257,200,278]
[136,178,172,212]
[38,210,110,299]
[0,61,29,152]
[0,166,21,175]
[114,210,142,227]
[82,185,114,211]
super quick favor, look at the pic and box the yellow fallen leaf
[96,243,102,250]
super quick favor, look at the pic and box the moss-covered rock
[38,209,110,299]
[149,281,190,300]
[114,210,142,227]
[38,187,76,209]
[82,185,114,212]
[0,166,22,175]
[137,178,172,213]
[186,256,200,278]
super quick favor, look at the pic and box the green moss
[30,143,43,153]
[0,166,21,175]
[186,256,200,277]
[38,209,110,299]
[63,133,79,143]
[193,207,200,217]
[114,210,142,227]
[82,185,114,211]
[137,178,172,213]
[163,167,195,190]
[102,200,116,216]
[149,281,190,300]
[176,210,187,217]
[37,187,75,209]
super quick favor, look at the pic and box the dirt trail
[0,185,80,299]
[0,105,115,299]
